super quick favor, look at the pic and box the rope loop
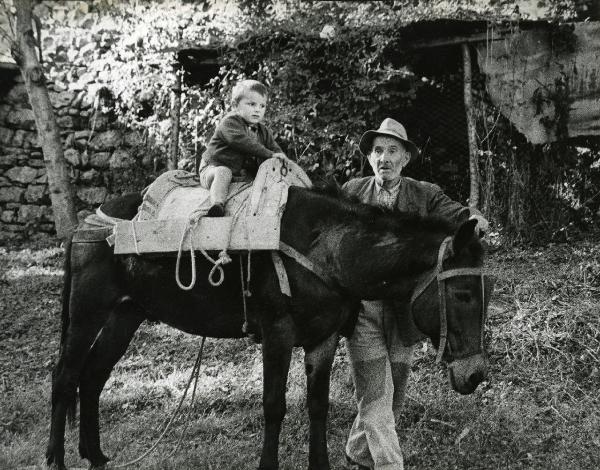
[175,222,196,291]
[207,249,232,287]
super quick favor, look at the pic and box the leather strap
[271,251,291,297]
[278,241,338,290]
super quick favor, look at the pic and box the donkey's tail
[60,238,72,347]
[59,237,78,425]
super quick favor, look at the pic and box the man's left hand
[469,214,489,237]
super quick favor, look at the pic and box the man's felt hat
[358,118,419,161]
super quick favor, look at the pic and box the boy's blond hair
[231,80,269,106]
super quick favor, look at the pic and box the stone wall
[0,2,157,242]
[0,73,151,241]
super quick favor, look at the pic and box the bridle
[409,236,487,363]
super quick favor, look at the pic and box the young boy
[199,79,290,217]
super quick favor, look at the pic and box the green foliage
[181,24,423,182]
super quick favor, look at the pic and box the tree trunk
[168,65,182,171]
[462,43,479,208]
[14,0,78,239]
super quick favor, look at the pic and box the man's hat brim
[359,130,419,161]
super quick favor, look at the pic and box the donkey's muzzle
[448,354,488,395]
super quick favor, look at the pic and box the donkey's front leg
[304,333,338,470]
[259,316,294,470]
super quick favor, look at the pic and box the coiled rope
[175,219,233,291]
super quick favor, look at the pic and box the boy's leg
[203,166,233,206]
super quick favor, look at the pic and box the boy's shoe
[344,454,371,470]
[207,203,225,217]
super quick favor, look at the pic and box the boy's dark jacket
[201,113,283,175]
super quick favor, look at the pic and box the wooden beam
[462,43,479,208]
[113,216,281,254]
[407,30,510,50]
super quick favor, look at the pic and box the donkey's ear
[452,219,478,253]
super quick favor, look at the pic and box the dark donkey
[47,185,491,470]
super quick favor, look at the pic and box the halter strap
[410,236,486,364]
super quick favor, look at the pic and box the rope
[239,252,252,334]
[175,221,196,290]
[109,337,207,468]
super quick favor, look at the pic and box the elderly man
[343,118,488,470]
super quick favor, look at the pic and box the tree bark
[14,0,78,239]
[462,43,479,208]
[168,65,182,171]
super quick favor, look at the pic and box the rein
[410,236,486,364]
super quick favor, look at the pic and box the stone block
[80,149,90,167]
[0,210,16,223]
[6,109,36,130]
[110,149,135,169]
[23,132,41,149]
[36,173,48,184]
[18,204,43,223]
[0,154,18,167]
[71,91,85,108]
[80,168,100,184]
[12,129,26,147]
[64,148,80,166]
[0,187,24,202]
[0,105,11,124]
[90,152,111,169]
[49,90,75,108]
[90,130,122,151]
[93,115,112,132]
[40,205,53,221]
[6,84,29,104]
[57,115,74,129]
[0,127,15,145]
[25,185,47,203]
[77,186,107,205]
[28,160,46,168]
[123,131,144,147]
[3,224,22,233]
[63,133,75,148]
[74,130,90,140]
[5,166,38,184]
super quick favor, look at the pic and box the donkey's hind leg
[304,333,338,470]
[78,303,144,468]
[46,310,109,469]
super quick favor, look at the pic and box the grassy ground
[1,240,599,469]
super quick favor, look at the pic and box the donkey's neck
[282,187,449,299]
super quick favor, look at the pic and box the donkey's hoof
[88,454,110,469]
[48,463,68,470]
[89,462,109,470]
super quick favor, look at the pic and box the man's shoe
[207,203,225,217]
[344,454,371,470]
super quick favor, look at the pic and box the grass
[1,240,599,469]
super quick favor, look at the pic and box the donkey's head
[410,219,494,394]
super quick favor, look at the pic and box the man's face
[235,90,267,124]
[368,136,410,184]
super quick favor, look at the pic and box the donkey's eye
[454,292,472,302]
